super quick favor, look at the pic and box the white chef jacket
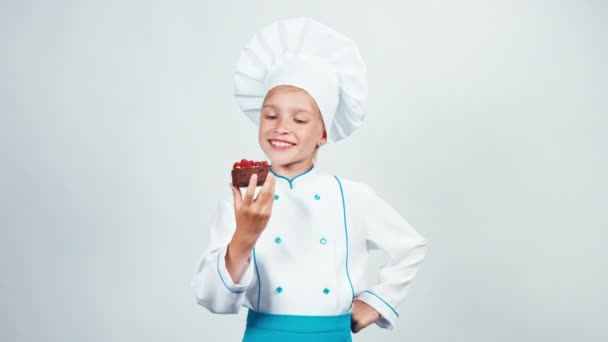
[191,165,428,330]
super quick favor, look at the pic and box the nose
[273,126,289,135]
[272,117,290,135]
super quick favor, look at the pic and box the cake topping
[233,159,269,170]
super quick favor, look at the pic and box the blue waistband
[246,309,352,333]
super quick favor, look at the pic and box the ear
[319,129,328,147]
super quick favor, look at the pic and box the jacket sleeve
[354,184,429,330]
[190,199,255,314]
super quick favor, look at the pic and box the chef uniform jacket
[191,164,428,330]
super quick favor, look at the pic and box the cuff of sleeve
[356,291,399,330]
[216,245,254,293]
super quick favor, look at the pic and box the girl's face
[258,85,327,170]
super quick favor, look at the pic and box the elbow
[418,239,429,258]
[411,241,428,267]
[393,239,428,267]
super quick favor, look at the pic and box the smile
[269,139,295,150]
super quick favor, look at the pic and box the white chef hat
[233,17,368,143]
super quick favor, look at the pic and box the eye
[265,115,277,120]
[294,118,307,124]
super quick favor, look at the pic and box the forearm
[225,228,258,283]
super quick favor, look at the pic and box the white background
[1,0,606,341]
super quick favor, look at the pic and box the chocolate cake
[231,159,270,187]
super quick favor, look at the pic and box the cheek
[258,126,267,143]
[299,129,318,146]
[305,124,323,139]
[258,122,269,135]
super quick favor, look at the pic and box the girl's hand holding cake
[225,170,275,283]
[230,171,276,240]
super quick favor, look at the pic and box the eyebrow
[262,104,313,115]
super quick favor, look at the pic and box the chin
[263,147,293,163]
[267,156,292,167]
[264,152,292,166]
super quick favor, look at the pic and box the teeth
[270,140,294,147]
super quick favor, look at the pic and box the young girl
[191,17,428,341]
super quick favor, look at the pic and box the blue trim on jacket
[253,247,261,311]
[363,290,400,317]
[269,164,315,189]
[334,176,355,309]
[217,249,246,294]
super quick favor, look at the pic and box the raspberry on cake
[231,159,270,187]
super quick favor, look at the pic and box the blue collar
[269,164,318,189]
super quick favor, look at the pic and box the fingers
[350,300,378,334]
[255,172,275,203]
[243,173,257,206]
[230,182,242,211]
[350,316,366,334]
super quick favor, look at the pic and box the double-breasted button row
[271,188,328,297]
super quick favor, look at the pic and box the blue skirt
[242,309,352,341]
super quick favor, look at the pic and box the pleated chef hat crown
[234,17,368,143]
